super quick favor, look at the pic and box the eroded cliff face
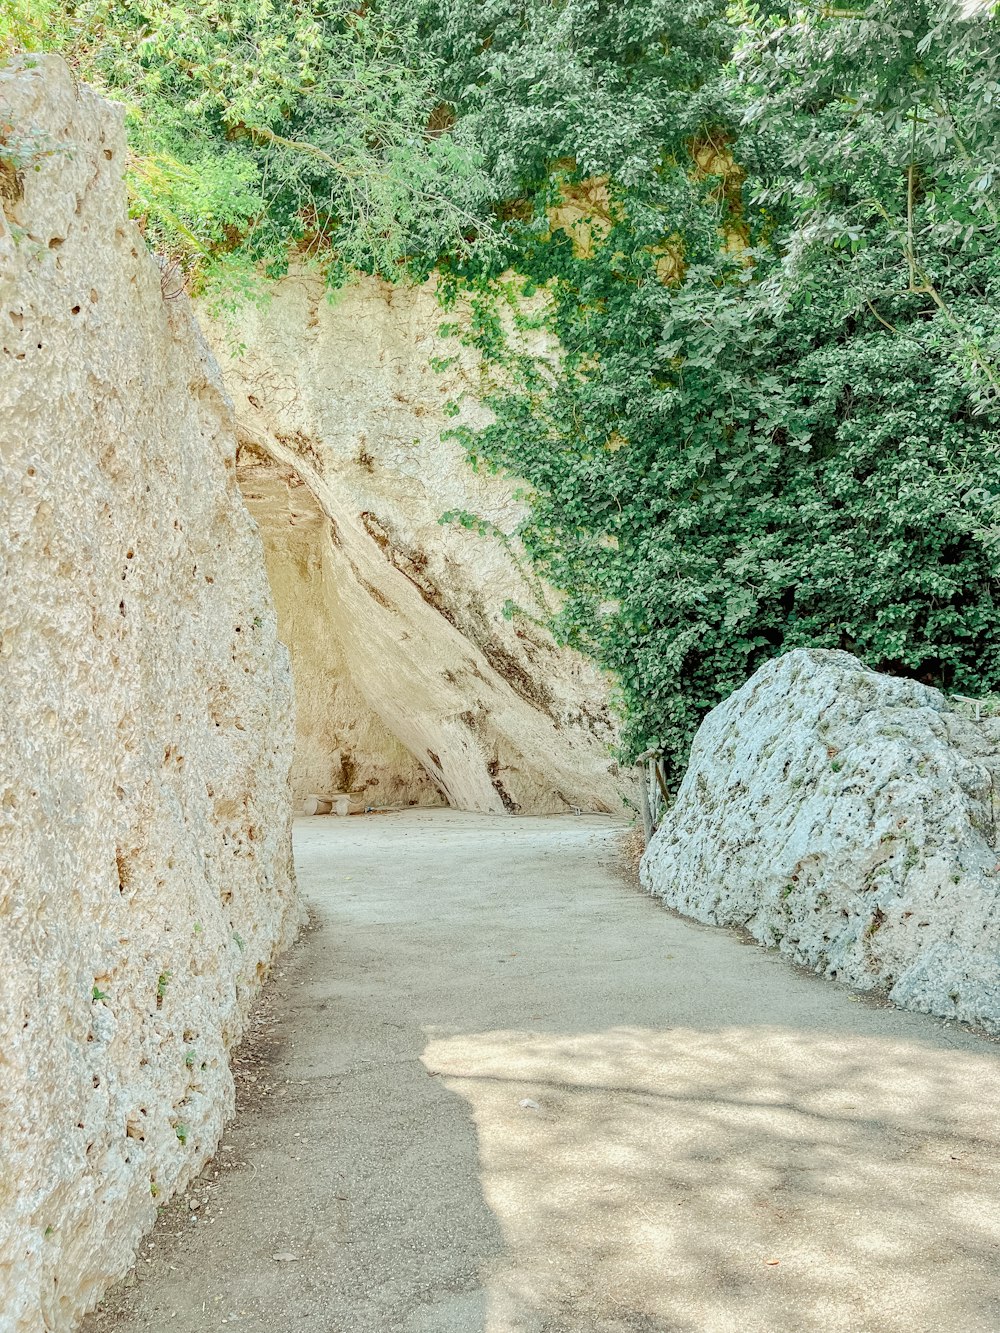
[203,273,625,815]
[0,58,298,1331]
[238,454,443,809]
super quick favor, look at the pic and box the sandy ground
[82,809,1000,1333]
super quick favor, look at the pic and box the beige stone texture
[237,456,443,810]
[547,175,612,258]
[0,57,298,1332]
[204,273,626,815]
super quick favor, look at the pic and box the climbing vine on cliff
[401,0,1000,776]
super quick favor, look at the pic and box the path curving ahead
[85,811,1000,1333]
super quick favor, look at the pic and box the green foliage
[412,0,1000,777]
[439,508,494,536]
[387,0,733,216]
[2,0,493,292]
[738,0,1000,406]
[0,0,74,54]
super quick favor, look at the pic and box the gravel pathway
[83,809,1000,1333]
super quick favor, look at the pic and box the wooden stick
[639,763,653,847]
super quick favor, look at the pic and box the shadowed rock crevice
[235,428,623,816]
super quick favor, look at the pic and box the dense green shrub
[407,0,1000,775]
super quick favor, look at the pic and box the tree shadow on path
[424,1023,1000,1333]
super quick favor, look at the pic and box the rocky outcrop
[238,456,443,810]
[203,273,625,814]
[0,57,298,1331]
[641,650,1000,1031]
[234,429,619,814]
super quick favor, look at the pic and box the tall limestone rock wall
[202,273,625,814]
[237,451,444,810]
[0,58,299,1330]
[642,650,1000,1031]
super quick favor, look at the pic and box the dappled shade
[426,1024,1000,1332]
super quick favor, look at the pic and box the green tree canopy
[1,0,495,295]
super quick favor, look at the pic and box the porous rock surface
[202,273,624,814]
[641,650,1000,1031]
[0,57,298,1331]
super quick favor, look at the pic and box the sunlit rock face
[0,57,298,1330]
[204,273,627,815]
[236,451,445,811]
[642,649,1000,1031]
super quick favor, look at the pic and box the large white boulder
[641,650,1000,1031]
[0,58,298,1330]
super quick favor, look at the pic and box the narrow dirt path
[85,810,1000,1333]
